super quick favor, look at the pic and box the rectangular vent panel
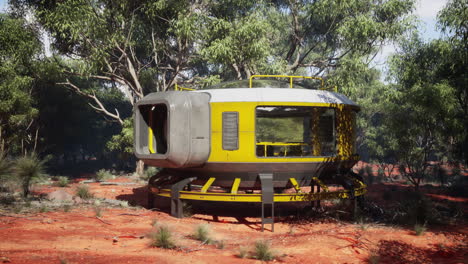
[222,112,239,150]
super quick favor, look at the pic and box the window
[256,106,336,157]
[222,112,239,150]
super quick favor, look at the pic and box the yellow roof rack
[249,74,334,91]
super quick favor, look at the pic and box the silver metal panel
[134,91,211,168]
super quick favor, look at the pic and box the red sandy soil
[1,177,467,264]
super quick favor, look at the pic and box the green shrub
[0,152,12,187]
[75,185,93,199]
[94,169,113,182]
[237,246,248,258]
[14,153,47,197]
[63,204,72,212]
[148,225,176,249]
[414,223,427,236]
[39,204,49,213]
[193,224,212,244]
[140,167,159,181]
[56,176,69,187]
[254,240,275,261]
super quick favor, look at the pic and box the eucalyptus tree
[0,14,42,155]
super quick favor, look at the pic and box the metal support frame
[259,173,274,232]
[170,177,196,218]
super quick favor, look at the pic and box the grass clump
[39,204,49,213]
[148,225,176,249]
[140,167,159,181]
[237,246,248,258]
[56,176,69,187]
[94,169,113,182]
[216,240,225,249]
[94,206,102,217]
[414,223,427,236]
[193,224,212,244]
[75,185,93,199]
[63,204,72,212]
[253,240,275,261]
[14,153,47,197]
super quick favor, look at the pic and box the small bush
[0,152,12,188]
[14,153,47,197]
[237,246,248,258]
[94,206,102,217]
[140,167,159,181]
[56,176,69,187]
[151,218,158,227]
[148,225,176,249]
[414,223,427,236]
[94,169,113,182]
[75,185,93,199]
[193,224,212,244]
[39,204,49,213]
[254,240,275,261]
[183,202,193,217]
[216,240,225,249]
[63,204,72,212]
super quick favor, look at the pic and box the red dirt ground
[1,177,467,264]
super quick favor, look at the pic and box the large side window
[222,112,239,150]
[255,106,336,157]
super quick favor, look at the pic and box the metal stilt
[259,173,274,232]
[170,177,196,218]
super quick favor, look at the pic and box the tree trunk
[136,160,144,176]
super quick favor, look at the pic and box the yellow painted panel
[208,101,358,163]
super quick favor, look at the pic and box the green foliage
[140,167,159,181]
[56,176,69,187]
[414,223,427,236]
[0,14,41,155]
[75,185,93,200]
[106,118,133,155]
[253,240,275,261]
[14,153,47,197]
[94,169,113,182]
[0,151,12,186]
[148,225,176,249]
[193,224,212,244]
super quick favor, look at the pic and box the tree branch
[58,80,124,125]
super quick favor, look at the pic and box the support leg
[170,177,196,218]
[259,173,274,232]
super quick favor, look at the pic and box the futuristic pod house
[134,75,366,230]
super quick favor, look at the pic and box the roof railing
[249,75,334,91]
[174,83,195,91]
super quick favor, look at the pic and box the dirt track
[0,176,466,264]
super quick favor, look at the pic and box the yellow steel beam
[312,177,329,192]
[256,142,307,146]
[201,177,216,193]
[289,178,301,193]
[231,178,241,194]
[151,184,366,203]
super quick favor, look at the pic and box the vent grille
[222,112,239,150]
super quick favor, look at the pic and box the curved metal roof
[196,88,358,107]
